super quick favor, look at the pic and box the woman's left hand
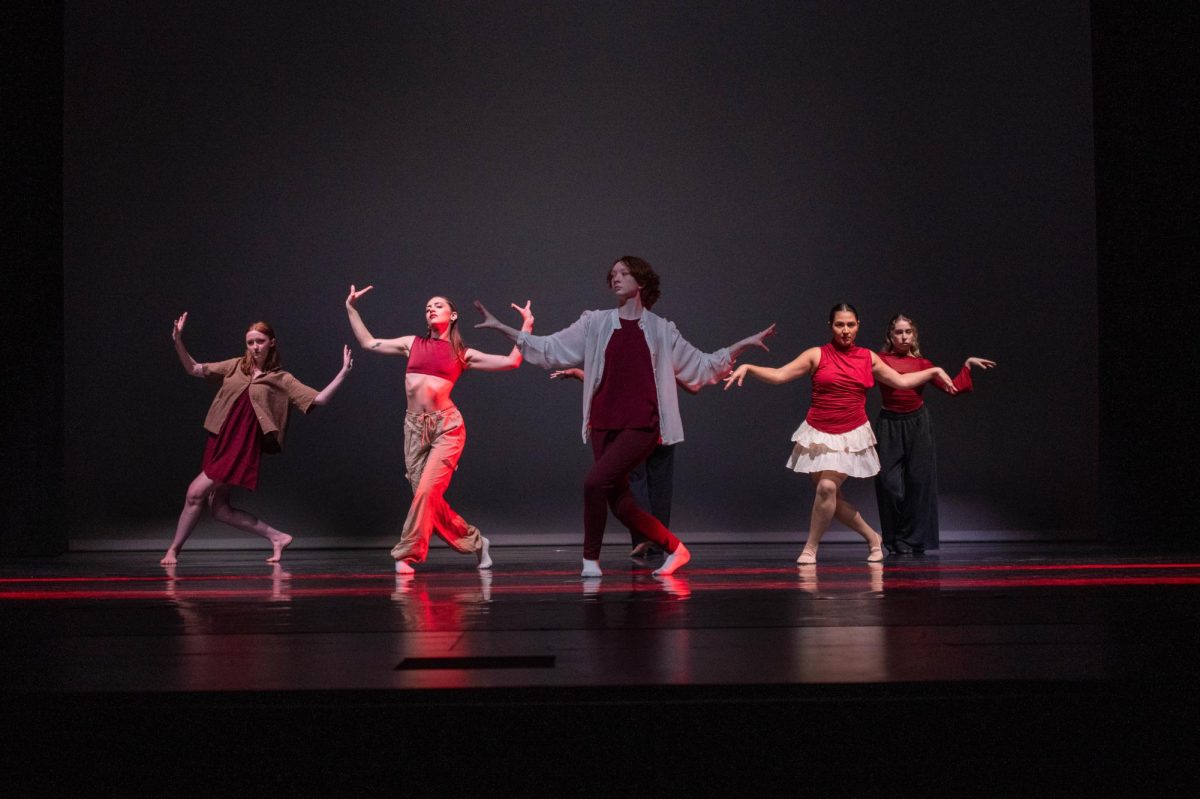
[724,364,751,390]
[965,357,996,370]
[341,345,354,373]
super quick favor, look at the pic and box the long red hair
[240,321,281,374]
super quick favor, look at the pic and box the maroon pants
[584,428,680,560]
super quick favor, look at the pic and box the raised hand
[341,345,354,372]
[473,300,500,330]
[749,323,777,351]
[346,284,374,308]
[172,312,188,341]
[723,364,751,390]
[965,357,996,370]
[512,300,534,333]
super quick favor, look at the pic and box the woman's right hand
[172,312,188,341]
[550,368,584,382]
[512,300,534,333]
[723,364,751,390]
[346,284,374,309]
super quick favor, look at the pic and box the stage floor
[4,543,1200,692]
[4,542,1200,793]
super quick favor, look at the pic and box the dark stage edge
[3,543,1199,795]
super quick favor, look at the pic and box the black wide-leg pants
[873,406,940,550]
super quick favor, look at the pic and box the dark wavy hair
[611,256,661,309]
[240,321,281,375]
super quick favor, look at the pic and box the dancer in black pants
[874,314,995,553]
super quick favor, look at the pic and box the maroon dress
[201,388,263,490]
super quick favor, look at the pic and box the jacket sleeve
[517,311,592,370]
[668,322,732,392]
[282,372,320,413]
[202,358,241,386]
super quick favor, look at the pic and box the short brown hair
[611,256,661,309]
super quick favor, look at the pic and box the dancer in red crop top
[874,314,995,554]
[725,304,956,564]
[345,286,533,573]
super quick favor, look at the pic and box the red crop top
[406,336,465,383]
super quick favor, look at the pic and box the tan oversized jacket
[201,358,318,452]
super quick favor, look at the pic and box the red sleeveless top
[406,336,465,383]
[805,343,874,434]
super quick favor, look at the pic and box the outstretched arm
[172,312,207,377]
[465,301,534,372]
[312,346,354,406]
[345,284,413,355]
[726,323,777,362]
[724,347,819,389]
[872,353,957,393]
[936,356,995,395]
[473,300,524,344]
[478,301,590,370]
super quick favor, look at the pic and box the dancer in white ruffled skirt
[725,303,957,564]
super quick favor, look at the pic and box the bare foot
[266,533,293,563]
[476,537,493,570]
[796,547,818,565]
[160,550,179,566]
[395,559,415,575]
[652,542,690,576]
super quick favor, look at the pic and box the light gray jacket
[518,308,731,444]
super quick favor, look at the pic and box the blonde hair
[883,314,922,357]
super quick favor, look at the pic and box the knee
[183,489,208,510]
[210,502,234,523]
[583,471,610,496]
[814,479,839,502]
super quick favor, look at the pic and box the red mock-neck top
[805,342,874,434]
[406,336,465,383]
[877,352,972,413]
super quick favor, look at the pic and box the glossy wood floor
[4,542,1199,795]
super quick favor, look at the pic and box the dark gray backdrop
[64,1,1097,545]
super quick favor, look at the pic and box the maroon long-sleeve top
[877,352,973,413]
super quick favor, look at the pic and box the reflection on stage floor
[3,543,1199,692]
[4,543,1199,794]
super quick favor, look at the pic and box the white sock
[476,537,493,570]
[395,559,415,574]
[581,558,603,577]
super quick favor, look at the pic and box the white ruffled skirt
[785,420,880,478]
